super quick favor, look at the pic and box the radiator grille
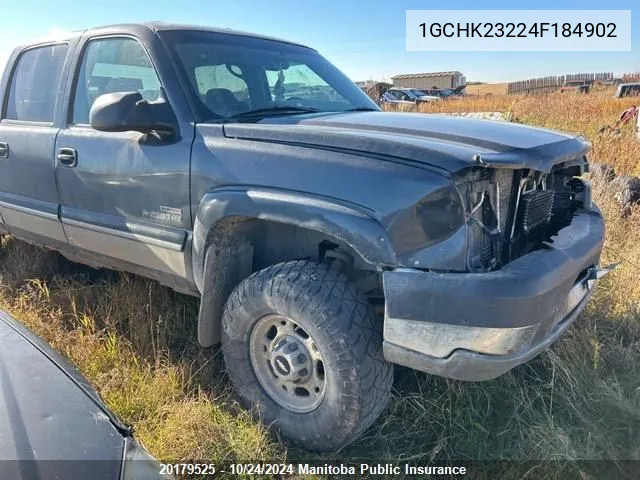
[517,190,555,233]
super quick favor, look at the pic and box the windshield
[409,89,426,97]
[161,30,380,121]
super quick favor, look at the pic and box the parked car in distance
[380,90,416,106]
[561,80,590,94]
[406,87,441,101]
[384,87,440,103]
[0,22,613,452]
[0,310,168,480]
[615,83,640,98]
[420,88,452,98]
[420,85,467,99]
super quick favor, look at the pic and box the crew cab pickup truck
[0,22,612,452]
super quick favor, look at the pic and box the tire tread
[221,260,393,451]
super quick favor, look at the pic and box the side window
[4,43,69,123]
[72,37,162,125]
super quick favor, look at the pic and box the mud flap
[197,241,254,348]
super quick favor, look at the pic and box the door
[0,43,70,244]
[55,35,193,281]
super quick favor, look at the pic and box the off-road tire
[221,260,393,451]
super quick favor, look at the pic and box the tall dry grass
[0,89,639,479]
[463,82,509,96]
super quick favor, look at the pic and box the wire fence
[622,73,640,83]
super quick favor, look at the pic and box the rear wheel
[221,260,393,451]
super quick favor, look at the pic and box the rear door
[54,32,194,286]
[0,43,72,244]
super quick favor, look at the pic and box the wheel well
[197,217,382,347]
[206,216,378,275]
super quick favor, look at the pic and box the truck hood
[222,111,591,173]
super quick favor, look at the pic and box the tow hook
[587,262,620,288]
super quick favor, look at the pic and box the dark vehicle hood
[0,310,125,479]
[222,111,590,173]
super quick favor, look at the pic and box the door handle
[0,142,8,158]
[57,147,77,167]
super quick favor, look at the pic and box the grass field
[463,82,509,96]
[0,88,639,479]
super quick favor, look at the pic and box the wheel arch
[192,187,396,347]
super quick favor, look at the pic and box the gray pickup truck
[0,22,611,451]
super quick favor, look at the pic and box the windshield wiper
[229,106,321,119]
[341,107,379,112]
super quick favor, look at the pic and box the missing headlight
[387,185,464,255]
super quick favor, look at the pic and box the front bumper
[382,207,609,381]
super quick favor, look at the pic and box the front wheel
[221,260,393,451]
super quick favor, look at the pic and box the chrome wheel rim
[249,314,327,413]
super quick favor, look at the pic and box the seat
[205,88,248,117]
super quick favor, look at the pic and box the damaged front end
[381,149,616,381]
[455,156,592,272]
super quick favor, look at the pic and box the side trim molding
[62,218,185,252]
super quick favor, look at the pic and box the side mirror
[89,92,176,138]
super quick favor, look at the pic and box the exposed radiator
[476,168,579,270]
[517,190,555,233]
[495,169,514,233]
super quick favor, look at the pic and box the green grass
[1,91,639,479]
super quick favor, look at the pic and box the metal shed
[391,71,465,89]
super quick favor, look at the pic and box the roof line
[392,71,463,79]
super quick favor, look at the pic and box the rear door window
[4,43,69,123]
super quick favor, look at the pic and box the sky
[0,0,638,83]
